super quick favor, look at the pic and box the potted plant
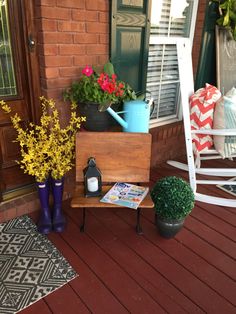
[63,62,137,131]
[0,97,84,234]
[151,176,195,239]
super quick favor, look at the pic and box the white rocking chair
[167,40,236,207]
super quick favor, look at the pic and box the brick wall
[35,0,110,124]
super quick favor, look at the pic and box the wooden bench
[70,132,154,234]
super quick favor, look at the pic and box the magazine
[100,182,149,209]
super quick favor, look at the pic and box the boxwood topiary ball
[151,176,195,220]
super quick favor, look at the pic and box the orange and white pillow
[190,84,221,155]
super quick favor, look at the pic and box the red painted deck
[20,160,236,314]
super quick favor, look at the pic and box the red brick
[40,6,70,20]
[42,88,65,101]
[0,201,12,212]
[59,44,86,55]
[39,32,73,44]
[97,55,109,65]
[73,55,98,67]
[41,78,73,89]
[99,12,109,23]
[0,210,5,223]
[4,207,17,221]
[86,22,108,34]
[39,19,57,31]
[38,0,56,5]
[86,44,108,55]
[99,34,109,44]
[42,67,60,79]
[38,44,58,56]
[85,0,109,11]
[59,67,81,78]
[72,9,98,21]
[56,0,85,9]
[17,205,29,216]
[58,21,85,32]
[74,33,98,44]
[40,55,73,67]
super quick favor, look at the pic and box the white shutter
[147,0,198,125]
[147,43,180,119]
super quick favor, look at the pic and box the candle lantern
[83,157,102,197]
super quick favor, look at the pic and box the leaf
[229,8,236,21]
[216,16,224,25]
[223,9,230,26]
[104,62,115,76]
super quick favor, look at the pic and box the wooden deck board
[49,220,130,314]
[19,300,51,314]
[67,209,188,314]
[86,208,203,314]
[114,209,236,313]
[60,213,163,314]
[18,160,236,314]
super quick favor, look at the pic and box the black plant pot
[77,102,120,131]
[155,214,185,239]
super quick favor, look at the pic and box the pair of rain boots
[37,178,65,234]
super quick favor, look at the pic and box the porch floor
[20,160,236,314]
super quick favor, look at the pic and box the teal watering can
[99,98,154,133]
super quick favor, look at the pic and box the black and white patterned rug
[0,215,78,314]
[217,177,236,197]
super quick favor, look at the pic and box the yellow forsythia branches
[0,96,85,182]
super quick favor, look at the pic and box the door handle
[28,34,35,51]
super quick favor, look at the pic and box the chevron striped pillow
[190,84,221,154]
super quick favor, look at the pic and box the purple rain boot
[36,179,52,234]
[51,177,66,233]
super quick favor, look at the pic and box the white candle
[87,177,98,192]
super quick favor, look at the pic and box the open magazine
[100,182,149,209]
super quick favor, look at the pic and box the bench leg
[136,208,143,235]
[80,208,86,232]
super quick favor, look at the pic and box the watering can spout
[106,107,128,129]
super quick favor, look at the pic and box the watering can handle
[145,90,155,117]
[146,97,155,117]
[137,90,155,117]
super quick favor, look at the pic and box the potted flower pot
[63,62,138,131]
[151,176,195,239]
[77,101,121,131]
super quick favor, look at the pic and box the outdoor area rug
[217,177,236,197]
[0,215,78,314]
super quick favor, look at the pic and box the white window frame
[148,0,199,128]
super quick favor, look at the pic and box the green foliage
[213,0,236,40]
[151,176,195,220]
[63,62,137,107]
[103,61,115,76]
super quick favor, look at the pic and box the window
[147,0,198,127]
[0,0,17,97]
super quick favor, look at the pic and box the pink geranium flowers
[63,62,136,105]
[97,73,124,97]
[82,65,93,77]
